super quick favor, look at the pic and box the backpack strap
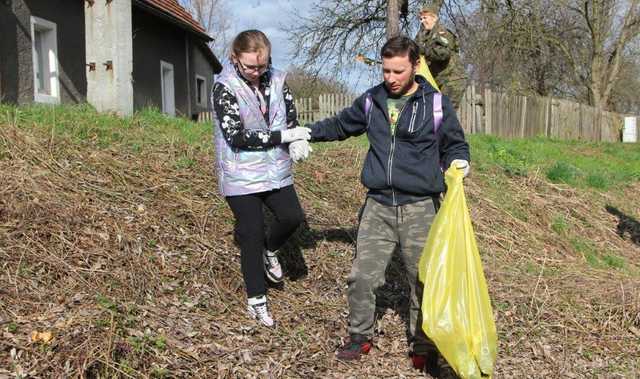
[433,92,445,171]
[364,92,373,129]
[364,93,373,115]
[433,92,443,134]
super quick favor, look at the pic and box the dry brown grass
[1,124,639,378]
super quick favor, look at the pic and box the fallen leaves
[29,330,53,344]
[1,124,639,377]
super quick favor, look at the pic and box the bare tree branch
[285,0,425,77]
[180,0,233,58]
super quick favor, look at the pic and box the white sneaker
[263,249,284,283]
[247,295,274,327]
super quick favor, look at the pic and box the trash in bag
[416,55,441,92]
[418,166,497,379]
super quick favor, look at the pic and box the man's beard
[388,74,416,96]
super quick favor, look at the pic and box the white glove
[450,159,470,178]
[289,140,313,162]
[281,127,311,143]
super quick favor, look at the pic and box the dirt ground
[1,125,639,378]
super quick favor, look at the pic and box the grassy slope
[0,104,639,378]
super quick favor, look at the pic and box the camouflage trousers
[347,196,437,354]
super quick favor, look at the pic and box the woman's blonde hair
[230,30,271,61]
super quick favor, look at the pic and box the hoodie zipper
[387,99,414,206]
[408,101,419,133]
[387,135,397,205]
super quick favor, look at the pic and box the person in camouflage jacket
[414,4,466,109]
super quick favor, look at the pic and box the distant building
[0,0,222,118]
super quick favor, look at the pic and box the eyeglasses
[237,60,268,74]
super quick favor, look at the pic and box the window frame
[195,74,207,107]
[30,16,60,104]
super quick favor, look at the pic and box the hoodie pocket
[406,101,420,134]
[397,100,428,140]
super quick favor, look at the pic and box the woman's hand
[289,140,312,162]
[281,127,311,143]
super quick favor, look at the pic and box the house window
[160,61,175,116]
[30,16,60,104]
[195,75,206,107]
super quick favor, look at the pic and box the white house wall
[85,0,133,116]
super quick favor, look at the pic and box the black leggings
[226,185,304,298]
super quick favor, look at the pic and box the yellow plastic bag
[418,166,497,379]
[416,55,441,92]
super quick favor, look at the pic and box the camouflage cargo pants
[347,196,438,354]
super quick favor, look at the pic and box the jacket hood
[368,75,438,111]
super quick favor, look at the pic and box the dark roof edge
[196,41,223,74]
[132,0,213,42]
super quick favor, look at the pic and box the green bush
[546,162,577,184]
[490,145,528,176]
[586,173,608,189]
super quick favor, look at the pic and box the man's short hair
[380,36,420,65]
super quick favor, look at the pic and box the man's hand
[281,127,311,143]
[289,140,313,163]
[450,159,470,178]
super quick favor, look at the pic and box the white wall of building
[85,0,133,116]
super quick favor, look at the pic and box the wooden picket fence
[295,94,356,124]
[195,94,355,125]
[457,83,624,142]
[198,88,626,142]
[197,111,213,124]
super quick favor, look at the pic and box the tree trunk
[575,0,640,111]
[386,0,400,39]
